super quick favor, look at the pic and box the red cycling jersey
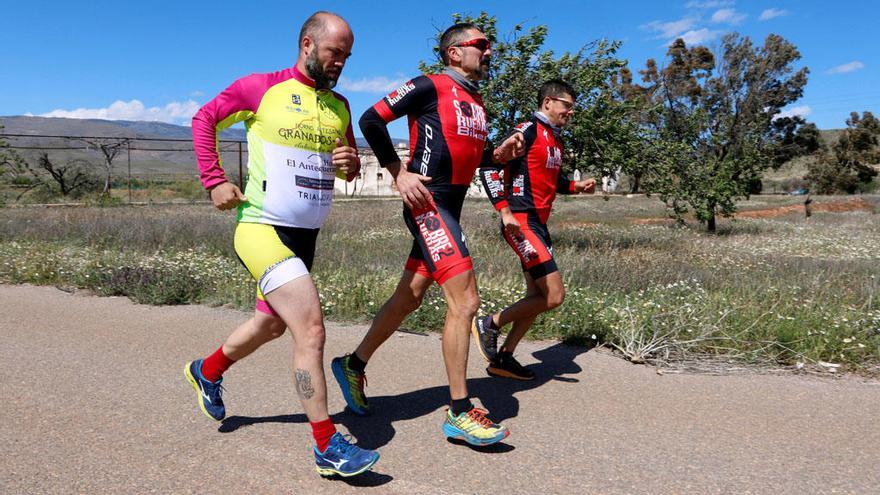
[480,113,576,224]
[359,72,494,284]
[361,73,492,192]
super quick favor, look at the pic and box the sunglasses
[549,96,576,110]
[455,38,492,52]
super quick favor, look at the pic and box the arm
[192,74,265,209]
[359,77,434,209]
[478,162,508,212]
[556,172,597,195]
[479,159,522,236]
[333,95,361,182]
[555,170,578,195]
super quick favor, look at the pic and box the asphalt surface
[3,284,879,494]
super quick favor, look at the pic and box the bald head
[296,11,354,90]
[299,11,353,49]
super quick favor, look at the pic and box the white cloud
[759,8,787,21]
[39,99,200,124]
[338,76,406,93]
[775,105,812,120]
[642,17,698,39]
[676,28,722,46]
[711,8,747,24]
[189,90,204,97]
[685,0,733,8]
[826,61,864,74]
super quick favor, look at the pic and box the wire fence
[0,133,248,204]
[0,132,401,205]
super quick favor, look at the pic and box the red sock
[311,418,337,453]
[200,346,236,383]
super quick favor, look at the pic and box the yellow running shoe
[442,407,509,446]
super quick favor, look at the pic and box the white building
[334,143,582,198]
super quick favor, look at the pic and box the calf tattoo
[295,369,315,400]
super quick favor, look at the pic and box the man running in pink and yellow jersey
[184,11,379,478]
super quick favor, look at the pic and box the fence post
[238,141,244,190]
[127,140,132,204]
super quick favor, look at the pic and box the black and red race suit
[360,72,493,284]
[479,112,577,278]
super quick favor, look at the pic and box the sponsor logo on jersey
[291,94,302,105]
[415,211,455,262]
[295,175,335,190]
[483,170,505,199]
[453,100,488,141]
[512,175,525,196]
[516,122,533,133]
[510,233,539,262]
[546,146,563,169]
[386,81,416,106]
[286,153,335,174]
[278,127,338,146]
[420,124,433,175]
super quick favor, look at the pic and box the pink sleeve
[192,74,268,190]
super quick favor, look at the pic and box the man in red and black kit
[474,79,596,380]
[331,23,524,446]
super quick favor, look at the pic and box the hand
[575,178,597,194]
[493,132,525,163]
[332,138,360,181]
[394,167,433,210]
[209,182,247,210]
[500,208,521,238]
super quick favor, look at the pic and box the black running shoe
[470,315,499,362]
[487,352,535,381]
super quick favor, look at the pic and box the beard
[474,57,491,79]
[305,49,337,90]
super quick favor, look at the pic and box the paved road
[3,284,879,494]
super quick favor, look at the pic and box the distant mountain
[0,115,245,140]
[0,115,405,149]
[818,129,844,147]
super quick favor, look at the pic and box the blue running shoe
[331,355,370,416]
[314,432,380,477]
[184,359,225,421]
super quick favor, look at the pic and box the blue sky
[3,0,878,137]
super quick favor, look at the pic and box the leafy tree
[806,111,879,193]
[768,117,822,167]
[629,34,809,231]
[419,12,636,179]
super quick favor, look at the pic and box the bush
[93,265,207,305]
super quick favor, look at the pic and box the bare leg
[493,271,565,354]
[264,275,330,422]
[354,270,433,362]
[438,269,480,400]
[220,312,286,361]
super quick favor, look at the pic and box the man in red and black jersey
[330,23,524,446]
[475,80,596,380]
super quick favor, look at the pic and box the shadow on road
[219,342,591,451]
[318,470,394,487]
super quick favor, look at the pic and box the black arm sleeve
[359,108,399,167]
[479,160,508,210]
[358,76,434,169]
[555,167,576,194]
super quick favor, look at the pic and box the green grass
[1,194,878,371]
